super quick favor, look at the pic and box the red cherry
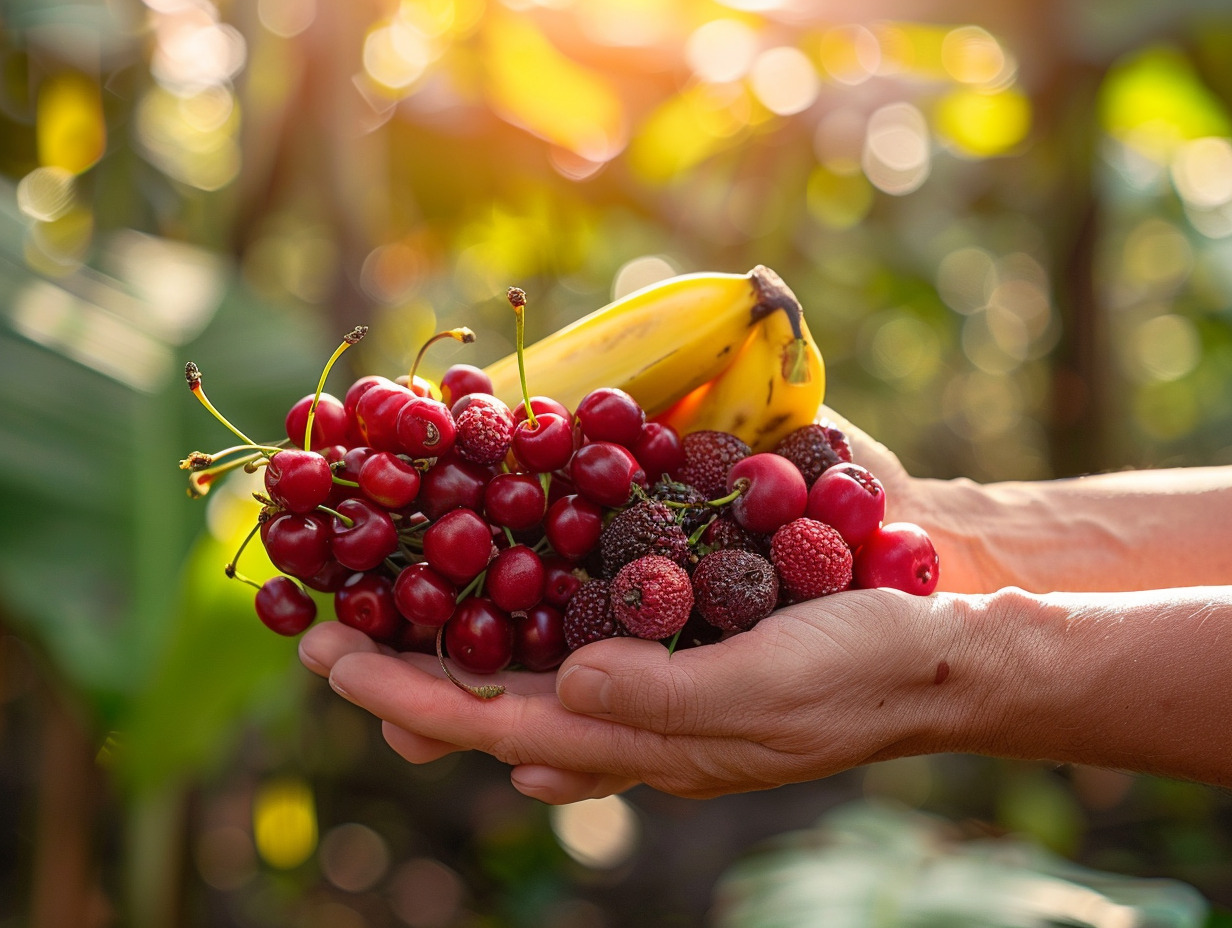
[514,396,572,424]
[513,603,568,672]
[392,562,457,628]
[329,497,399,571]
[570,441,645,508]
[541,555,583,608]
[423,508,494,585]
[440,364,494,407]
[727,453,809,535]
[265,449,334,514]
[574,387,645,447]
[261,511,331,578]
[335,571,404,643]
[285,392,350,450]
[483,472,547,531]
[852,522,939,595]
[445,597,514,674]
[512,412,574,473]
[355,380,416,451]
[632,421,684,484]
[395,373,437,397]
[418,455,493,520]
[806,463,886,548]
[396,396,457,458]
[300,559,352,593]
[255,576,317,636]
[544,494,604,562]
[485,545,545,613]
[358,451,421,509]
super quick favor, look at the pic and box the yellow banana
[483,265,825,451]
[653,285,826,451]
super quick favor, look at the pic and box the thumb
[555,636,753,738]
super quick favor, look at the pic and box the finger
[554,634,778,738]
[398,650,563,697]
[328,651,676,780]
[382,720,465,765]
[509,765,638,805]
[299,621,386,676]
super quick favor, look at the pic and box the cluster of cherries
[182,290,938,698]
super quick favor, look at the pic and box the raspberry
[774,424,851,486]
[675,430,750,498]
[563,579,624,650]
[700,514,769,557]
[453,394,514,465]
[770,518,853,602]
[600,499,690,577]
[691,549,779,632]
[611,555,694,640]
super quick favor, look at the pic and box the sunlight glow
[750,46,819,116]
[550,795,640,869]
[686,19,759,84]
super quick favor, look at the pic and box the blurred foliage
[2,0,1232,926]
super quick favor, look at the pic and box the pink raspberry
[453,394,514,465]
[770,518,852,602]
[611,555,693,640]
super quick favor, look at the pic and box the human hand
[299,588,975,804]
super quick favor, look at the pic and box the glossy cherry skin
[255,577,317,636]
[335,571,404,643]
[395,373,437,397]
[483,472,547,531]
[632,422,684,484]
[343,375,394,444]
[513,603,568,672]
[727,453,809,535]
[569,441,645,508]
[396,396,457,459]
[440,364,493,407]
[392,562,457,628]
[544,494,604,562]
[512,412,574,473]
[485,545,545,613]
[422,508,494,585]
[358,451,421,509]
[329,498,399,571]
[265,449,334,514]
[574,387,645,447]
[445,597,513,674]
[299,559,352,593]
[514,396,571,424]
[355,380,417,451]
[261,511,331,579]
[541,555,583,608]
[852,522,939,596]
[805,462,886,548]
[285,392,350,451]
[418,455,492,520]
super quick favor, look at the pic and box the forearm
[911,467,1232,594]
[923,585,1232,786]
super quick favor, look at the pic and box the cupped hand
[299,589,968,804]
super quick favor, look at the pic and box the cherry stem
[305,326,368,451]
[224,520,263,584]
[331,476,361,488]
[185,362,264,451]
[705,478,749,508]
[409,327,476,385]
[687,515,717,547]
[501,525,516,547]
[315,504,355,528]
[187,451,268,498]
[665,628,683,655]
[436,626,505,700]
[455,573,485,603]
[506,287,536,428]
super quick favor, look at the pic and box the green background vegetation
[1,0,1230,925]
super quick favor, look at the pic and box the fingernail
[558,665,611,714]
[328,671,352,702]
[298,639,327,674]
[510,766,558,801]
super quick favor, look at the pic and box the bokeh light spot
[252,777,317,870]
[863,102,930,195]
[550,795,640,869]
[935,87,1030,158]
[195,825,258,891]
[257,0,316,37]
[937,246,996,314]
[320,822,390,893]
[389,858,466,928]
[17,166,76,222]
[1129,314,1201,382]
[1122,219,1193,291]
[686,18,759,84]
[941,26,1009,86]
[1171,137,1232,209]
[750,46,819,116]
[612,255,679,300]
[818,25,880,85]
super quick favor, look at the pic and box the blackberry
[774,423,850,486]
[675,430,751,498]
[692,549,779,632]
[650,477,711,535]
[563,579,623,651]
[600,499,691,577]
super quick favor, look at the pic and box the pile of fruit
[180,267,937,697]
